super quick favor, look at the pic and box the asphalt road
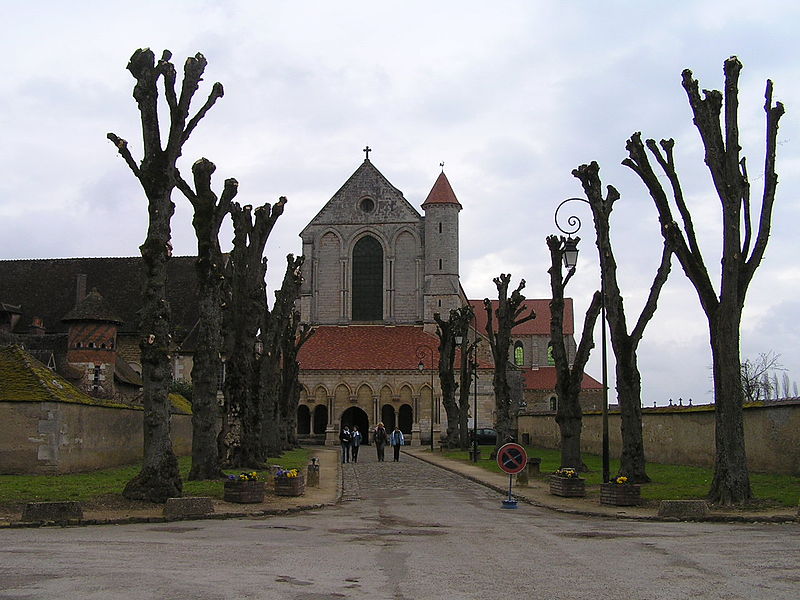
[1,450,798,599]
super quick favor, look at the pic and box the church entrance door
[341,406,370,445]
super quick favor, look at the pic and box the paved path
[2,448,798,599]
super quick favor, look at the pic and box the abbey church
[293,153,600,446]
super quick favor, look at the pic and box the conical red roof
[421,171,462,209]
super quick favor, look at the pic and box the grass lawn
[0,448,310,505]
[441,445,800,508]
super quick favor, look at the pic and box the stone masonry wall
[0,401,192,474]
[518,402,800,474]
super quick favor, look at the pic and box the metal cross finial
[440,161,445,171]
[363,146,371,160]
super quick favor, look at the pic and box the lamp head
[562,236,580,269]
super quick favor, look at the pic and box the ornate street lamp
[554,197,610,483]
[416,345,436,452]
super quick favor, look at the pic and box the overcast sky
[1,1,798,405]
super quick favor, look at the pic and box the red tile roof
[469,298,573,336]
[298,325,442,370]
[421,171,462,208]
[522,367,603,391]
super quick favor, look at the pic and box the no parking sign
[497,443,527,475]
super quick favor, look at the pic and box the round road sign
[496,442,527,474]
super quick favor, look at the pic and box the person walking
[350,425,362,463]
[373,422,388,462]
[339,426,351,463]
[390,426,405,462]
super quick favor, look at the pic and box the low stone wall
[518,402,800,475]
[0,401,192,474]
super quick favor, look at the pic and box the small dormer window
[76,342,83,349]
[101,343,107,349]
[359,197,375,213]
[88,342,96,349]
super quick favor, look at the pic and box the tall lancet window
[352,235,383,321]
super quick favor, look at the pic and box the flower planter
[600,482,641,506]
[274,474,305,497]
[223,480,265,504]
[549,475,586,497]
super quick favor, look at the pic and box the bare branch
[106,133,141,178]
[631,242,672,346]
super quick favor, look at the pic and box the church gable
[302,159,422,233]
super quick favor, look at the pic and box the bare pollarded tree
[175,158,237,480]
[434,306,473,448]
[623,57,784,504]
[220,199,286,468]
[483,275,536,452]
[547,235,602,471]
[108,49,223,502]
[572,162,673,483]
[259,254,305,457]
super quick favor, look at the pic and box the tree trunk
[108,49,224,501]
[457,334,478,451]
[177,159,237,481]
[547,235,602,472]
[709,305,751,504]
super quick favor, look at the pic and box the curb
[405,450,799,524]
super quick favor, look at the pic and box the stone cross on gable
[363,146,371,160]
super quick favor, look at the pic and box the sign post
[496,442,527,509]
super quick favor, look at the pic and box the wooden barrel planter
[223,480,265,504]
[600,482,641,506]
[274,474,305,497]
[549,475,586,497]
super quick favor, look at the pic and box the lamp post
[554,197,610,484]
[416,345,436,452]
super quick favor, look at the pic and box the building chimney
[75,274,88,306]
[28,316,46,336]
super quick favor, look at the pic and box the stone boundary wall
[518,402,800,475]
[0,401,192,475]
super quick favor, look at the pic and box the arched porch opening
[341,406,370,445]
[381,404,396,430]
[398,404,413,434]
[297,405,311,435]
[313,404,328,434]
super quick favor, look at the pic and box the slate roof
[469,298,574,336]
[421,171,462,209]
[298,325,441,370]
[62,288,123,324]
[0,257,199,341]
[522,366,603,391]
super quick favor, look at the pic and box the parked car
[473,428,497,445]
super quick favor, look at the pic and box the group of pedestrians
[339,422,405,463]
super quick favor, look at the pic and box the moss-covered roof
[0,344,191,414]
[0,343,116,406]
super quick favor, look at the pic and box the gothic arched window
[352,235,383,321]
[514,341,524,366]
